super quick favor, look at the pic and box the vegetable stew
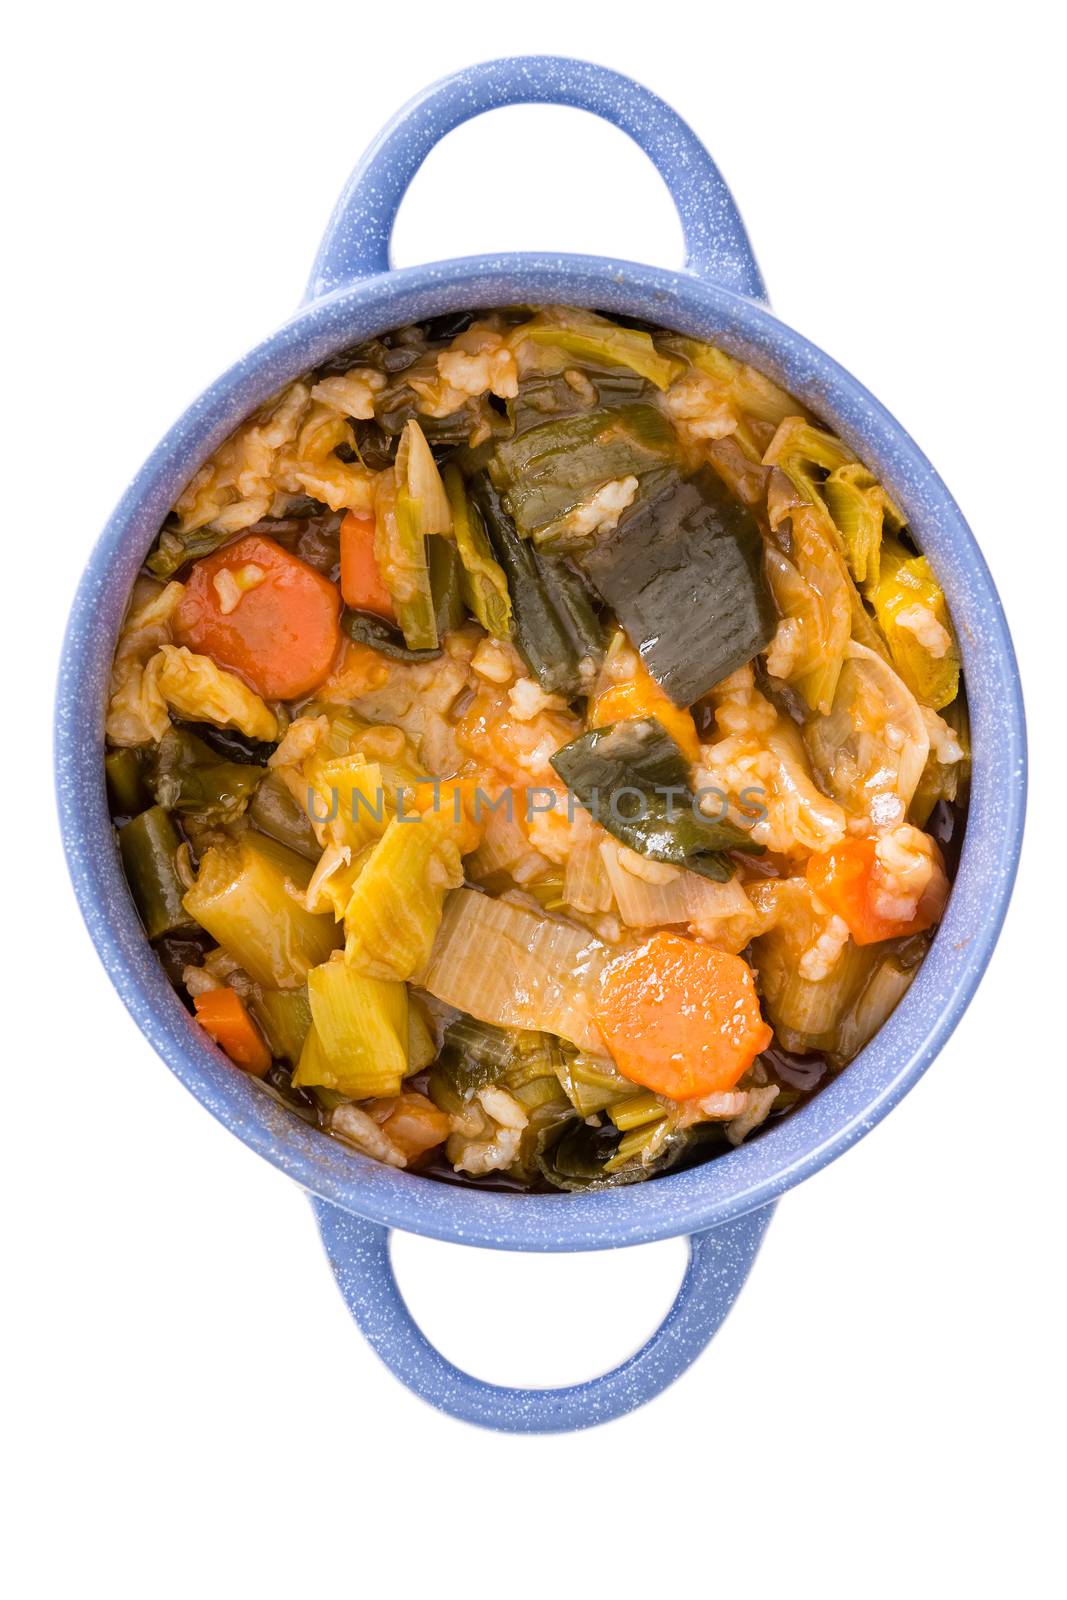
[106,307,967,1191]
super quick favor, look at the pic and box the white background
[3,3,1063,1595]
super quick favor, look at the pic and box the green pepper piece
[550,717,762,881]
[104,748,147,817]
[581,469,775,707]
[146,525,235,580]
[489,404,677,546]
[471,476,603,696]
[340,608,442,662]
[248,771,320,862]
[117,805,197,940]
[149,727,263,820]
[428,533,467,637]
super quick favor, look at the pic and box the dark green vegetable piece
[340,609,442,662]
[534,1116,710,1191]
[550,717,762,881]
[428,534,467,636]
[581,468,776,707]
[117,805,197,941]
[149,728,263,820]
[506,366,650,436]
[104,748,147,818]
[248,771,320,862]
[471,476,604,696]
[179,722,278,766]
[488,404,677,547]
[435,1016,516,1101]
[146,525,234,580]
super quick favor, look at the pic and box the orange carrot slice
[174,533,341,701]
[595,931,772,1099]
[340,511,396,620]
[193,988,271,1077]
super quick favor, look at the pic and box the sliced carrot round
[595,931,772,1100]
[174,533,341,700]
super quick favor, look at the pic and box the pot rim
[55,253,1026,1251]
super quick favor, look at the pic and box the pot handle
[304,56,765,303]
[310,1196,775,1433]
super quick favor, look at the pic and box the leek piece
[420,888,608,1051]
[667,337,799,427]
[608,1091,667,1133]
[407,993,437,1073]
[550,717,761,881]
[517,308,684,391]
[296,960,408,1099]
[250,985,312,1063]
[374,447,438,652]
[822,462,896,592]
[435,1016,516,1100]
[563,829,614,914]
[554,1052,635,1115]
[342,812,464,981]
[533,1116,694,1190]
[183,835,340,987]
[753,883,875,1051]
[505,1031,564,1090]
[118,805,197,940]
[380,420,453,650]
[870,538,960,710]
[581,469,774,707]
[804,643,929,820]
[396,417,452,535]
[443,464,512,640]
[603,1118,668,1170]
[248,771,320,861]
[765,417,855,484]
[910,697,969,828]
[764,417,905,598]
[828,954,916,1067]
[600,840,760,949]
[149,726,263,820]
[489,404,676,543]
[471,475,601,695]
[511,1075,569,1113]
[505,363,648,438]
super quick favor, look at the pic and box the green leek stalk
[443,464,512,640]
[377,421,454,650]
[295,961,408,1098]
[118,805,197,941]
[517,309,684,390]
[105,747,146,817]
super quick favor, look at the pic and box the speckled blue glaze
[55,58,1026,1434]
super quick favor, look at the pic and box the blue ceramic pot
[55,57,1026,1433]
